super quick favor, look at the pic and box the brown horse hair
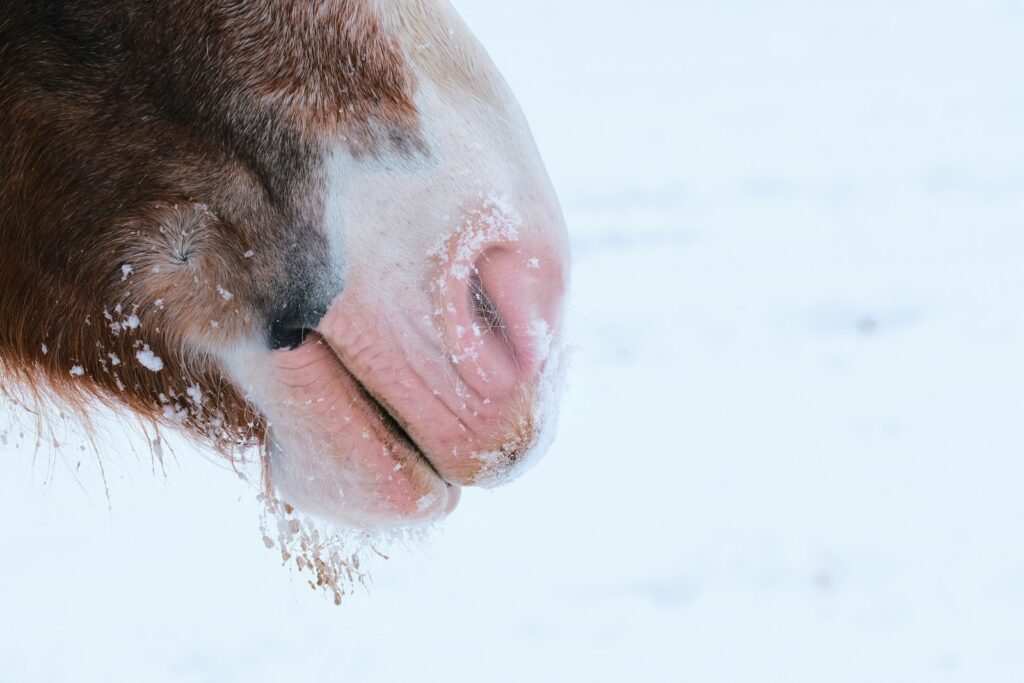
[0,0,424,460]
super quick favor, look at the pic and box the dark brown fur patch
[0,0,421,451]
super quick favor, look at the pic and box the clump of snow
[526,316,554,366]
[217,286,233,302]
[185,385,203,406]
[120,264,133,281]
[40,344,47,355]
[161,405,187,423]
[135,346,164,372]
[69,365,85,377]
[124,315,140,330]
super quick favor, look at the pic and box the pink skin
[262,214,567,530]
[266,335,460,526]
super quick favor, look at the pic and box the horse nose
[439,241,567,397]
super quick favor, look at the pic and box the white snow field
[2,1,1024,681]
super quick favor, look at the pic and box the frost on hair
[136,345,164,372]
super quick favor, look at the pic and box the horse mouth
[258,279,559,526]
[309,331,454,488]
[260,329,461,528]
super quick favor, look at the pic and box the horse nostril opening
[467,246,566,380]
[468,271,499,331]
[468,270,515,352]
[269,323,311,350]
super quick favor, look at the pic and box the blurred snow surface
[2,1,1024,681]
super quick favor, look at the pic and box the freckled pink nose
[441,244,566,397]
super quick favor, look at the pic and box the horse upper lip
[309,331,456,487]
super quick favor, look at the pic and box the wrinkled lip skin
[315,332,454,485]
[264,330,462,531]
[310,328,465,494]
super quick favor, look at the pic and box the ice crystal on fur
[136,346,164,372]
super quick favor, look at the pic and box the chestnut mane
[0,0,421,450]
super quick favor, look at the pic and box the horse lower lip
[359,386,454,486]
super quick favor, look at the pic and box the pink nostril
[434,247,563,406]
[472,247,564,377]
[438,237,566,397]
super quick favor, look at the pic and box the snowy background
[3,1,1024,681]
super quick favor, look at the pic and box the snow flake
[186,384,203,406]
[136,345,164,372]
[162,405,187,423]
